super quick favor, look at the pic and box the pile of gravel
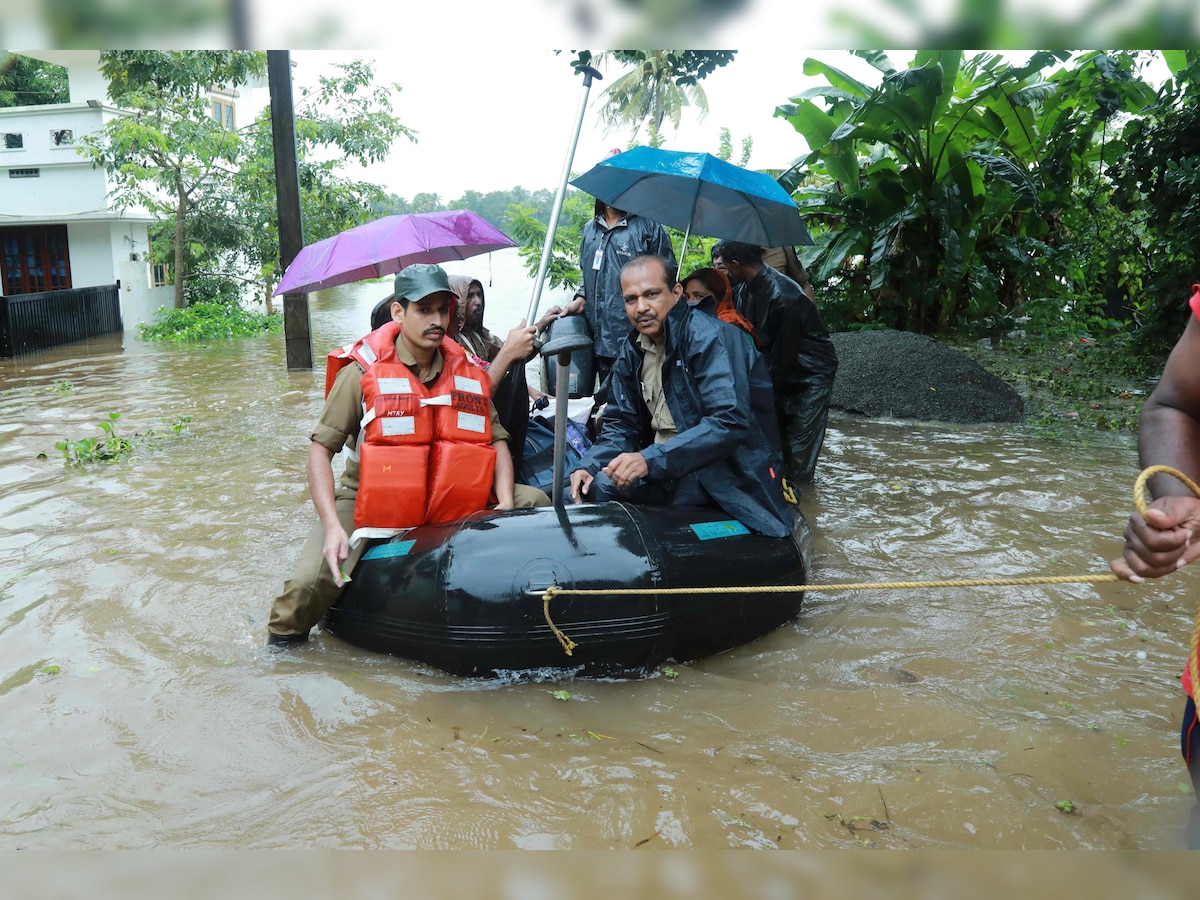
[829,330,1023,424]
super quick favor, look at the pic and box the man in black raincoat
[568,254,793,539]
[562,201,676,395]
[712,240,838,485]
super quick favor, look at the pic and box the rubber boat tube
[324,502,812,677]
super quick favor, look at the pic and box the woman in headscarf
[441,274,561,473]
[679,266,760,347]
[446,274,504,365]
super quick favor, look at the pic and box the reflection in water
[0,266,1191,848]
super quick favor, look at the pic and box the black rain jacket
[577,212,676,360]
[577,302,793,538]
[734,264,838,392]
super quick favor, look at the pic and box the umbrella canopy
[274,210,517,296]
[570,146,813,247]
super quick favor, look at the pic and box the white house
[1,50,175,335]
[0,51,268,354]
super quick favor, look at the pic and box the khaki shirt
[312,336,508,492]
[637,332,678,445]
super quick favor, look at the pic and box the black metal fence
[0,284,123,358]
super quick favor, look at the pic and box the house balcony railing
[0,284,123,357]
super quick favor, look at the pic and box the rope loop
[1133,466,1200,702]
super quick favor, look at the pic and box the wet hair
[620,254,678,288]
[711,240,763,266]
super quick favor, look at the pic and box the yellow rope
[537,466,1200,660]
[1135,465,1200,696]
[543,594,577,657]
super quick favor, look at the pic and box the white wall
[64,222,116,288]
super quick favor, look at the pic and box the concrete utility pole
[267,50,312,370]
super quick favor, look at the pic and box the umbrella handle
[524,64,602,326]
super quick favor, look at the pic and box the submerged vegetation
[50,410,193,465]
[137,301,282,343]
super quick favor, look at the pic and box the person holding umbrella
[711,239,838,486]
[562,195,677,397]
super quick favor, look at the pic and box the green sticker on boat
[363,539,416,560]
[690,520,749,540]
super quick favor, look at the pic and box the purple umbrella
[273,210,517,296]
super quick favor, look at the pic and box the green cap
[394,263,454,303]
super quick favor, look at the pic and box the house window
[211,99,236,131]
[8,169,40,178]
[0,226,72,295]
[51,129,74,146]
[2,132,24,150]
[150,263,171,288]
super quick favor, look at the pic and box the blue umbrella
[569,147,814,252]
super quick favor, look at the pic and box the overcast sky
[261,50,1168,207]
[281,50,889,203]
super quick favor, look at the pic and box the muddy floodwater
[2,255,1196,849]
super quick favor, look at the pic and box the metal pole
[268,50,312,370]
[551,350,573,510]
[677,225,692,275]
[525,64,602,326]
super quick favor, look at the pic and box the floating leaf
[552,690,572,701]
[662,666,679,680]
[40,665,60,675]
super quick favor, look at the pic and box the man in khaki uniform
[267,264,549,646]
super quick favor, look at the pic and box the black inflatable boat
[323,501,812,677]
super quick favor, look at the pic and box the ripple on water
[6,288,1184,849]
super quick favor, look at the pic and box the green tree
[0,55,68,107]
[592,51,735,146]
[1109,50,1200,356]
[82,53,413,314]
[716,126,753,167]
[80,51,267,309]
[775,50,1157,336]
[507,191,595,292]
[192,59,414,308]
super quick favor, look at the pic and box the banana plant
[774,50,1156,335]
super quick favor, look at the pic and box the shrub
[137,301,282,343]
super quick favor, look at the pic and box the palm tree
[595,51,710,147]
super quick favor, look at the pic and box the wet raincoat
[733,263,838,484]
[577,211,676,361]
[576,301,792,538]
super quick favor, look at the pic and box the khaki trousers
[267,484,550,638]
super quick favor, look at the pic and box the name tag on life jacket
[592,247,603,271]
[381,416,416,436]
[376,376,412,395]
[457,412,486,434]
[453,375,483,394]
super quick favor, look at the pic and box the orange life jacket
[342,323,495,529]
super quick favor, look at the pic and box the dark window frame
[0,225,73,295]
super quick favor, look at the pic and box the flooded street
[1,253,1195,849]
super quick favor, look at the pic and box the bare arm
[1112,316,1200,581]
[492,438,516,510]
[306,440,349,587]
[1138,316,1200,494]
[486,320,536,391]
